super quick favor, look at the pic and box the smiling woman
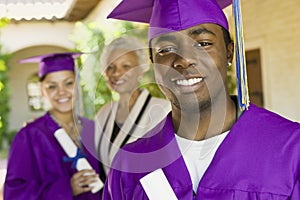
[3,52,102,200]
[95,35,171,185]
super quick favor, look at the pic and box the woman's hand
[70,169,99,196]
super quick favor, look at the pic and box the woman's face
[41,70,76,114]
[105,50,143,94]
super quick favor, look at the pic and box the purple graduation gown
[103,104,300,199]
[4,112,100,200]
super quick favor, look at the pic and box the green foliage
[0,18,10,28]
[0,18,11,150]
[0,148,8,159]
[227,64,237,95]
[0,54,11,150]
[70,22,107,118]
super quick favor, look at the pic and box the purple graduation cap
[19,52,82,78]
[108,0,250,110]
[108,0,232,41]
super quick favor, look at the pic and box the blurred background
[0,0,300,199]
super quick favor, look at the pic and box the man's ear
[227,42,234,63]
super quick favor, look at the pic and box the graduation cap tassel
[233,0,250,110]
[75,61,83,118]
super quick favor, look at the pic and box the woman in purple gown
[4,53,101,200]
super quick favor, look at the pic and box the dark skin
[151,23,236,141]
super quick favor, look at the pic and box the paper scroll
[54,128,103,193]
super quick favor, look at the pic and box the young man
[102,0,300,199]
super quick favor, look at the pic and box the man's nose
[173,44,197,69]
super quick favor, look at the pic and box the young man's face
[151,23,232,112]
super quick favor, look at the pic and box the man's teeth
[176,78,203,86]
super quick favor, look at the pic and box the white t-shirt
[175,131,229,192]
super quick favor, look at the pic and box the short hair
[101,35,149,73]
[221,26,233,47]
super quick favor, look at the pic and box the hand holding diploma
[54,128,104,194]
[71,169,99,196]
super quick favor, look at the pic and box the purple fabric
[108,0,231,41]
[103,104,300,199]
[4,113,100,200]
[19,52,81,78]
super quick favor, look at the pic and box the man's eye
[157,47,177,55]
[194,42,212,48]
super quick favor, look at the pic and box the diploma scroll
[54,128,103,193]
[140,168,178,200]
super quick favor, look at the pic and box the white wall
[85,0,136,42]
[242,0,300,121]
[86,0,120,21]
[85,0,121,27]
[1,21,75,52]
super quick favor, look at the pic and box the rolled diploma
[54,128,103,193]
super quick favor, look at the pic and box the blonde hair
[100,35,149,73]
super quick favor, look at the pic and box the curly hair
[101,35,149,73]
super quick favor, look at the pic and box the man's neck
[172,97,236,141]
